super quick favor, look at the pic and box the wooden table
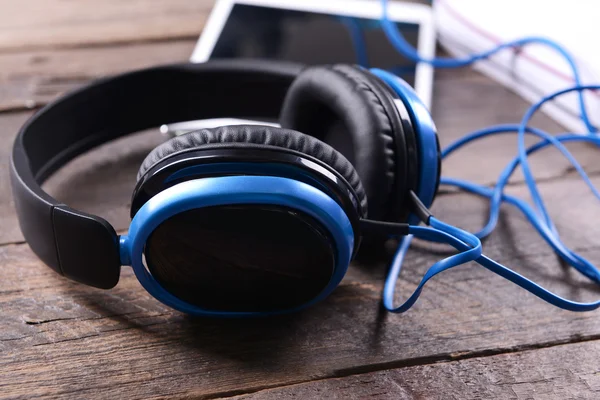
[2,1,600,399]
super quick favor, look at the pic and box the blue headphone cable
[378,0,600,312]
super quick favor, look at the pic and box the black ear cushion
[279,65,406,221]
[137,124,368,215]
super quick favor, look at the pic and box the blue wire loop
[379,0,600,312]
[384,219,482,313]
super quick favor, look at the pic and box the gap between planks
[171,335,600,399]
[210,339,600,400]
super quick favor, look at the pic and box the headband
[10,60,304,289]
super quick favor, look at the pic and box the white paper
[435,0,600,133]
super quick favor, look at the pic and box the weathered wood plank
[1,174,600,398]
[431,68,600,184]
[0,111,33,244]
[0,0,213,52]
[227,340,600,399]
[0,40,195,111]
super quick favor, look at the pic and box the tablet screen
[209,4,419,86]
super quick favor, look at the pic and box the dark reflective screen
[210,4,420,86]
[145,205,336,312]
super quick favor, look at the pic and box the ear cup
[369,68,441,214]
[279,65,408,221]
[137,124,368,215]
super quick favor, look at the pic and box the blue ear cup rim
[370,69,441,217]
[134,125,368,218]
[130,146,363,255]
[120,175,355,317]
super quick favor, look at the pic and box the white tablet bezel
[191,0,436,109]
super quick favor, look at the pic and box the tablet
[164,0,436,136]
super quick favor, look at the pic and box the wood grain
[228,341,600,399]
[1,174,600,398]
[0,40,195,112]
[0,0,213,52]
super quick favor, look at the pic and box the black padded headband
[10,60,304,289]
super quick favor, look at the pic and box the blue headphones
[12,0,600,316]
[10,61,443,317]
[12,56,600,317]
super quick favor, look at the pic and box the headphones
[13,0,600,318]
[10,60,442,317]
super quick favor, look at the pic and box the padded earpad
[279,65,406,221]
[138,124,367,215]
